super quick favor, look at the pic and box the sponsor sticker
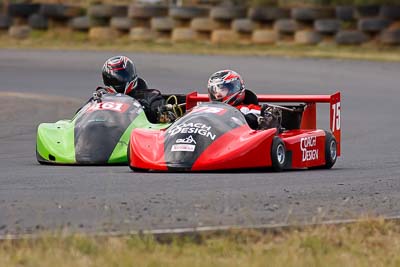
[176,135,197,144]
[87,102,129,113]
[171,144,196,152]
[190,106,226,115]
[300,136,319,161]
[168,122,216,140]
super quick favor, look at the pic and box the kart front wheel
[271,137,286,172]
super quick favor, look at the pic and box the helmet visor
[209,79,242,101]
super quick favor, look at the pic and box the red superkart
[128,91,341,172]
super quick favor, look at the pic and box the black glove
[92,87,108,102]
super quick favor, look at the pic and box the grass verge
[1,29,400,62]
[2,218,400,267]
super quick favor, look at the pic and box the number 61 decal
[331,102,341,131]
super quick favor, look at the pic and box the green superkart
[36,93,173,165]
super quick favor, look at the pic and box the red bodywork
[129,92,341,171]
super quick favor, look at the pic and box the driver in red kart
[90,55,175,123]
[207,69,281,130]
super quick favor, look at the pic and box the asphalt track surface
[1,49,400,236]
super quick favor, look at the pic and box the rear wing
[186,91,341,156]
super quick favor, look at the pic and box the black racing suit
[77,77,168,123]
[127,78,166,123]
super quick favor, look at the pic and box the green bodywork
[36,96,170,165]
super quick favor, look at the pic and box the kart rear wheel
[324,131,337,169]
[271,137,286,172]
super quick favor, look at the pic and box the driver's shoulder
[243,89,259,105]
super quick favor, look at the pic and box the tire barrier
[0,15,11,30]
[9,25,31,39]
[211,29,238,44]
[8,4,40,18]
[336,6,354,21]
[336,30,369,45]
[151,17,175,31]
[110,17,133,31]
[358,18,390,33]
[274,19,301,34]
[380,5,400,20]
[28,14,48,30]
[248,7,290,21]
[191,18,223,31]
[172,28,198,42]
[128,5,168,19]
[355,5,380,19]
[314,19,341,34]
[40,4,83,20]
[88,5,127,19]
[232,19,258,33]
[291,7,335,21]
[169,6,209,19]
[130,27,155,41]
[1,3,399,47]
[380,29,400,45]
[210,7,247,20]
[295,30,322,45]
[252,29,278,44]
[69,16,90,31]
[89,27,119,40]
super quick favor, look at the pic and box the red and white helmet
[207,70,245,106]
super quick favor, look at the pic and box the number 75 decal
[331,102,341,131]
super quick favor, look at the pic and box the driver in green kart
[90,55,176,123]
[207,69,282,131]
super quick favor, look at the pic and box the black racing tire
[0,15,12,29]
[151,17,175,31]
[232,18,257,33]
[128,5,168,19]
[191,18,221,31]
[40,4,84,19]
[380,5,400,20]
[271,137,286,172]
[8,3,40,18]
[380,29,400,45]
[274,19,300,34]
[8,25,31,39]
[358,18,390,33]
[110,17,133,31]
[28,14,48,30]
[169,6,209,19]
[295,30,322,45]
[88,5,113,18]
[88,5,128,18]
[69,16,90,31]
[336,6,354,21]
[291,7,335,21]
[248,7,290,22]
[210,6,247,21]
[355,5,380,19]
[335,30,369,45]
[323,131,337,169]
[89,16,110,27]
[314,19,341,34]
